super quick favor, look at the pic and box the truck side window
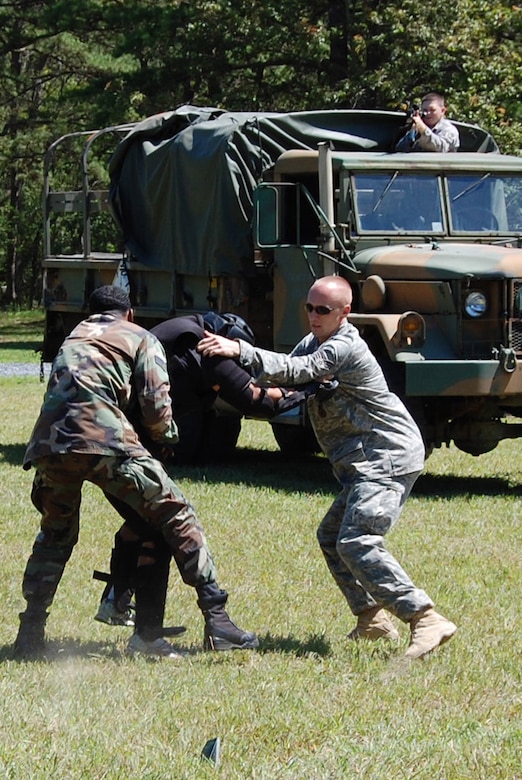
[502,177,522,231]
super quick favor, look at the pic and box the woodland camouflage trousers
[22,452,216,609]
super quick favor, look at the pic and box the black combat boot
[197,583,259,651]
[13,609,48,661]
[125,542,187,659]
[94,531,141,626]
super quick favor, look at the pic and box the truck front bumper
[405,359,522,398]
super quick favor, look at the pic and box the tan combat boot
[405,608,457,659]
[347,606,400,642]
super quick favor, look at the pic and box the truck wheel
[270,422,321,456]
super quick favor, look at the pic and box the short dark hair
[89,285,131,314]
[422,92,446,106]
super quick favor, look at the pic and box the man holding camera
[395,92,460,153]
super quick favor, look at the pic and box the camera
[406,103,420,119]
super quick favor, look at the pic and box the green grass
[0,378,521,779]
[0,308,45,362]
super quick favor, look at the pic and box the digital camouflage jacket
[238,319,425,478]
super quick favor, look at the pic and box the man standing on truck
[395,92,460,153]
[13,285,258,660]
[198,275,457,659]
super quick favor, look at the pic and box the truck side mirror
[254,186,280,246]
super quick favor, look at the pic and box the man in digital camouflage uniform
[13,285,258,660]
[198,275,457,659]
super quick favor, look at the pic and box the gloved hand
[313,379,339,402]
[298,378,339,403]
[274,388,309,415]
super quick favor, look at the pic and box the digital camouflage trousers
[317,466,433,622]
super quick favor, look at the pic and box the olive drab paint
[41,108,522,457]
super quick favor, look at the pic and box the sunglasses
[304,303,338,316]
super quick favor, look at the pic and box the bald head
[306,276,352,343]
[309,276,353,308]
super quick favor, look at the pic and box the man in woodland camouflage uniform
[199,275,457,659]
[13,285,258,660]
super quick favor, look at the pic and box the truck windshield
[354,173,444,233]
[353,171,522,235]
[447,174,522,232]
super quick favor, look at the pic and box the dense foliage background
[1,0,521,306]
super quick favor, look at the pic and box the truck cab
[257,147,522,454]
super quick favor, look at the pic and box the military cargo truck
[42,106,522,455]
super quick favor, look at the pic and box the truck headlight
[464,290,487,318]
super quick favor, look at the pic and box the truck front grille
[509,280,522,354]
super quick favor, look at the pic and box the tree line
[1,0,521,306]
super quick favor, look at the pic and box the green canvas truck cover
[108,105,498,277]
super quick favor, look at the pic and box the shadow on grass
[257,632,331,657]
[0,340,42,353]
[0,638,122,664]
[414,471,522,498]
[0,443,27,466]
[2,633,331,664]
[169,450,522,497]
[2,441,522,497]
[170,447,337,495]
[1,636,201,664]
[0,441,338,496]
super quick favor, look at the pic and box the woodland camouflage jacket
[24,313,178,465]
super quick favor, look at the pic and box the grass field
[0,308,44,363]
[0,312,520,778]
